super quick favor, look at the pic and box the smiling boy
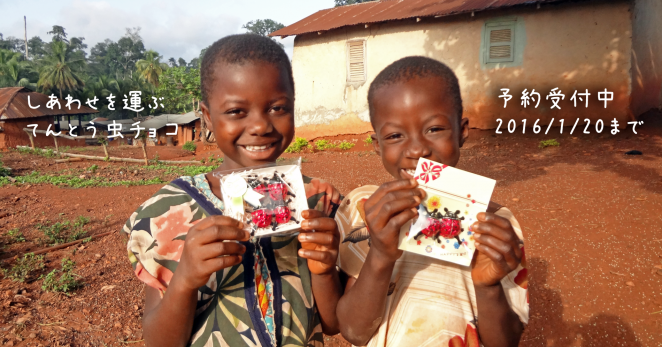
[335,57,529,347]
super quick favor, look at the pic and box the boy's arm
[474,285,523,347]
[471,212,525,347]
[336,180,424,345]
[337,250,398,345]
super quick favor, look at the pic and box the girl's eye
[270,105,289,114]
[226,108,242,115]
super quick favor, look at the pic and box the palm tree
[135,50,168,88]
[0,49,37,89]
[37,40,86,99]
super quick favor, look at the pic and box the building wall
[292,0,633,131]
[0,117,85,149]
[630,0,662,117]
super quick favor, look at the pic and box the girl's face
[201,61,295,170]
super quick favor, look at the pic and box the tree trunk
[53,136,59,157]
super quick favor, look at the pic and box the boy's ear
[371,133,381,156]
[459,117,469,148]
[200,102,214,133]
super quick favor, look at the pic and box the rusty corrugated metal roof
[0,87,98,120]
[271,0,569,37]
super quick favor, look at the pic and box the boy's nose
[404,138,431,158]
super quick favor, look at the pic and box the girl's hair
[200,34,293,104]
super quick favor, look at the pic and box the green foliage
[88,164,99,173]
[285,137,308,153]
[0,170,165,188]
[16,147,57,158]
[2,253,45,282]
[182,141,196,153]
[338,141,355,150]
[156,66,201,114]
[364,135,373,145]
[242,19,286,48]
[334,0,376,6]
[150,152,161,164]
[136,50,168,88]
[314,139,336,151]
[37,216,89,245]
[539,139,560,149]
[37,40,86,98]
[41,258,82,293]
[7,228,25,243]
[203,154,223,164]
[338,140,355,151]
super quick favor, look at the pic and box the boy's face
[370,76,469,180]
[201,61,295,169]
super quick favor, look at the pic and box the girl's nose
[247,114,274,136]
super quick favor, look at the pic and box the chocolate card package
[214,158,308,237]
[398,158,496,266]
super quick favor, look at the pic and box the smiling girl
[122,34,343,347]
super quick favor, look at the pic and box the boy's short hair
[200,34,294,104]
[367,56,463,124]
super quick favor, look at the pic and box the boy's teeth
[245,144,271,151]
[405,169,416,176]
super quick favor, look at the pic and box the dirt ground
[1,115,661,346]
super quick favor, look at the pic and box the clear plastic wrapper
[399,158,496,266]
[213,158,308,237]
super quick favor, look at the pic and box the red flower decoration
[268,183,287,202]
[414,162,444,183]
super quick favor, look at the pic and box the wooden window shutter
[347,40,366,82]
[485,21,515,63]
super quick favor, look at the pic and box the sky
[0,0,335,61]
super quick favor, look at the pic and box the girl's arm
[141,216,250,346]
[143,281,198,347]
[298,210,343,335]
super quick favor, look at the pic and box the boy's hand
[364,179,425,263]
[471,212,522,287]
[174,216,250,292]
[298,210,340,275]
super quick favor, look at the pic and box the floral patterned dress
[122,173,340,347]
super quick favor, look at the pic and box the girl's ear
[371,133,381,156]
[458,117,469,148]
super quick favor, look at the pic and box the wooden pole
[24,16,29,59]
[102,141,109,160]
[16,146,201,164]
[141,140,148,165]
[28,132,35,150]
[53,136,59,156]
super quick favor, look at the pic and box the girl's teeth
[405,169,416,176]
[245,145,271,151]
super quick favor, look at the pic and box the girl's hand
[298,210,340,275]
[363,179,426,263]
[173,216,250,291]
[471,212,522,287]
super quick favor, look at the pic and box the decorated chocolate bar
[399,158,496,266]
[215,160,308,237]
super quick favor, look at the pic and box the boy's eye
[270,105,289,114]
[427,126,447,133]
